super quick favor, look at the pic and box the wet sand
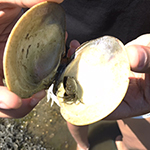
[0,96,120,149]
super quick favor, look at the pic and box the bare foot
[76,144,90,150]
[115,135,128,150]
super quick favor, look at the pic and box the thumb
[125,34,150,73]
[0,86,22,109]
[126,45,150,73]
[0,89,46,118]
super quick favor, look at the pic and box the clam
[55,36,130,125]
[3,2,66,98]
[3,2,130,125]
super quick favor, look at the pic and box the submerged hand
[0,0,63,118]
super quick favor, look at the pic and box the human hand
[0,0,63,118]
[109,34,150,119]
[68,34,150,120]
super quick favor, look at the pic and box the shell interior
[3,2,66,98]
[56,36,130,125]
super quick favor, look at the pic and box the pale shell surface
[56,36,130,125]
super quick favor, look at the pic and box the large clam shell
[56,36,130,125]
[3,2,65,98]
[3,1,130,126]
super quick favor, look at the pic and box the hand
[0,0,63,118]
[68,34,150,120]
[109,34,150,119]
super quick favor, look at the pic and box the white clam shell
[56,36,130,125]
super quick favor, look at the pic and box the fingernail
[30,98,40,107]
[138,47,147,69]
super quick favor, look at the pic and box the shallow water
[0,96,120,149]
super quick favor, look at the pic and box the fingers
[22,0,64,8]
[29,90,46,107]
[1,0,64,8]
[125,34,150,73]
[0,88,46,118]
[67,40,80,57]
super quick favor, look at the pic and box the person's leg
[67,122,90,150]
[115,135,128,150]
